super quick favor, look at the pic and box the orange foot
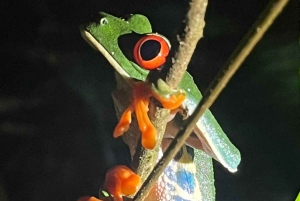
[77,165,141,201]
[114,81,185,150]
[104,165,141,201]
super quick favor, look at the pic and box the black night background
[0,0,299,200]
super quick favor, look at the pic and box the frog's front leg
[114,80,185,150]
[113,105,134,138]
[113,82,156,149]
[151,78,186,110]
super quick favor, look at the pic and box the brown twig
[134,0,289,200]
[166,0,208,89]
[133,0,208,200]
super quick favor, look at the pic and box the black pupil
[140,40,161,61]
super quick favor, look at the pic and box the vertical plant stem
[133,0,208,200]
[166,0,208,89]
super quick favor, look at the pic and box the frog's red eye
[133,34,170,70]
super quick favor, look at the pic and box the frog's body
[80,12,240,201]
[110,74,214,201]
[148,152,202,201]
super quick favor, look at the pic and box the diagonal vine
[133,0,290,200]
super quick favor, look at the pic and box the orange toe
[104,165,141,201]
[135,98,148,133]
[121,173,142,195]
[114,105,134,138]
[152,91,186,110]
[135,98,157,149]
[141,125,157,150]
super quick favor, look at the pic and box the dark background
[0,0,299,200]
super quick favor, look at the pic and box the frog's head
[86,12,152,42]
[80,12,152,81]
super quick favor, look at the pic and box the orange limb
[135,98,157,149]
[104,165,141,201]
[152,90,186,110]
[113,105,134,138]
[113,81,185,150]
[134,98,148,133]
[133,82,157,149]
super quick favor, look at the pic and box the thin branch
[133,0,208,200]
[134,0,289,200]
[166,0,208,89]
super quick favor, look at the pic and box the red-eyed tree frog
[80,12,241,201]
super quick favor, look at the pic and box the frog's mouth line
[80,26,134,86]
